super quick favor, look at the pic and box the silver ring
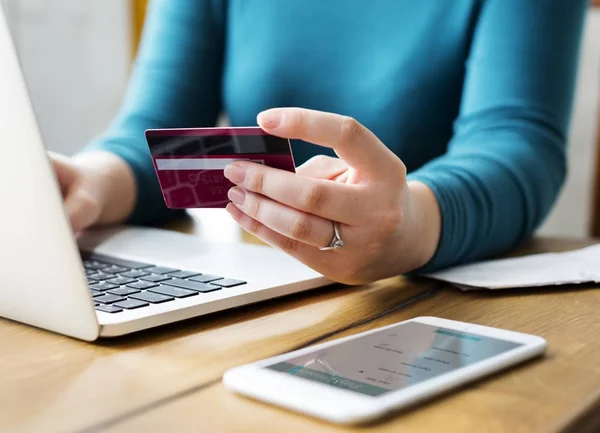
[319,221,344,251]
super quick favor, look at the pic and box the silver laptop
[0,5,329,341]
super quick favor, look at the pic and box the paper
[422,244,600,290]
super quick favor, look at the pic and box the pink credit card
[145,127,296,208]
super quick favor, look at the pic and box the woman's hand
[48,151,136,235]
[224,108,442,284]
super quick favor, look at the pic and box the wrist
[397,180,442,272]
[73,151,136,225]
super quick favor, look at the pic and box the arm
[408,0,588,271]
[84,0,226,224]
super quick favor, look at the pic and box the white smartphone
[223,316,547,425]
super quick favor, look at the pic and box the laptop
[0,5,330,341]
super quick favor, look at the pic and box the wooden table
[1,210,599,433]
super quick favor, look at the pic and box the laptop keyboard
[82,253,247,314]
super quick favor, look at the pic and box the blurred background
[1,0,599,238]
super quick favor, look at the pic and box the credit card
[145,127,296,208]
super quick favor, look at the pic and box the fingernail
[228,187,246,206]
[224,163,246,183]
[257,110,282,129]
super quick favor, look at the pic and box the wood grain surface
[107,278,600,433]
[1,210,598,433]
[590,81,600,236]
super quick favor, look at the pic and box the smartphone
[145,127,295,208]
[223,316,547,425]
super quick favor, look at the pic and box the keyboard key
[90,290,103,297]
[107,276,136,286]
[104,265,129,274]
[189,274,223,283]
[164,279,221,293]
[149,285,198,299]
[85,260,109,270]
[90,281,119,291]
[95,294,126,304]
[130,291,174,304]
[85,268,97,276]
[127,281,159,290]
[120,269,150,278]
[211,278,247,288]
[145,266,180,275]
[87,253,154,270]
[139,274,172,283]
[168,270,202,279]
[88,272,117,281]
[108,287,141,297]
[114,299,149,310]
[95,304,123,313]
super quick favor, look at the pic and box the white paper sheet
[422,244,600,290]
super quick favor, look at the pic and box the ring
[319,221,344,251]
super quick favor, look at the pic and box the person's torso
[222,0,481,169]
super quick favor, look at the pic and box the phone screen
[265,322,523,397]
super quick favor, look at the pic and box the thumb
[296,155,349,180]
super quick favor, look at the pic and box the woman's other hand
[224,108,441,284]
[48,151,136,235]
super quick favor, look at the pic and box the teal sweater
[86,0,587,271]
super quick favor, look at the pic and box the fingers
[225,203,320,262]
[48,151,78,195]
[48,151,101,232]
[64,187,101,233]
[257,108,404,179]
[224,161,370,225]
[226,203,366,285]
[228,187,336,248]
